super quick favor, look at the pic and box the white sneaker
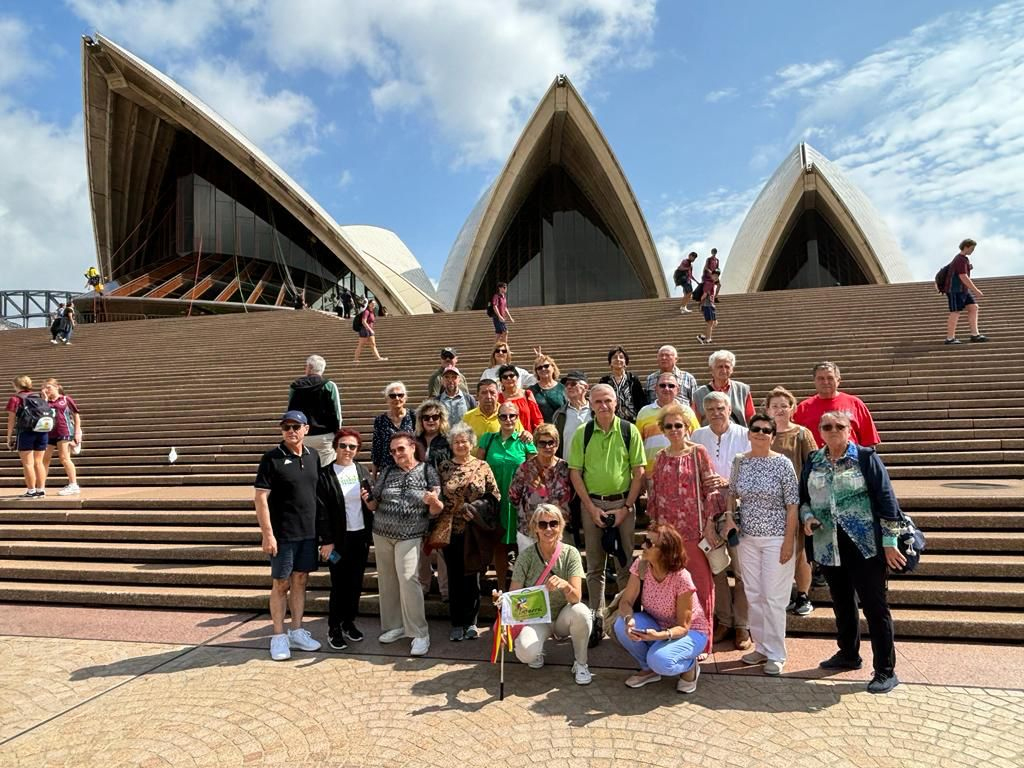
[50,339,59,344]
[764,660,785,676]
[573,662,592,685]
[58,483,81,496]
[270,633,291,660]
[681,306,692,313]
[527,653,544,669]
[378,628,407,644]
[676,661,700,694]
[287,627,321,652]
[410,636,430,656]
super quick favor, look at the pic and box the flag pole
[499,632,505,701]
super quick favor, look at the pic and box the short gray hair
[306,355,326,375]
[708,349,735,368]
[658,344,678,357]
[448,422,477,449]
[589,383,616,402]
[382,381,407,396]
[702,391,731,409]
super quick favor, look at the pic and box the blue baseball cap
[279,410,308,425]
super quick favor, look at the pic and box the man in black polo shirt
[255,410,323,660]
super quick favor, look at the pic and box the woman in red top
[496,364,543,433]
[353,298,388,363]
[41,378,82,496]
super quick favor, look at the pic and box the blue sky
[2,0,1022,294]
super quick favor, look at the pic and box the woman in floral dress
[508,423,573,542]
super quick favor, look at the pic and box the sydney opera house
[79,35,910,318]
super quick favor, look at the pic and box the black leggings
[442,532,480,628]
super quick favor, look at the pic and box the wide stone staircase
[1,276,1023,640]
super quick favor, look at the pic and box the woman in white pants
[722,412,799,675]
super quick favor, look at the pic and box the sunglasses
[641,538,656,549]
[821,423,850,432]
[420,413,441,422]
[494,349,508,354]
[536,364,551,371]
[657,383,677,389]
[498,413,518,421]
[662,422,686,431]
[749,426,775,435]
[337,443,359,451]
[501,373,518,380]
[389,446,409,454]
[388,392,406,399]
[441,354,455,360]
[536,439,557,447]
[536,520,560,530]
[281,423,304,432]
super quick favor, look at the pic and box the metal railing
[0,290,76,328]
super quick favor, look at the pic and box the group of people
[49,304,76,345]
[5,375,83,497]
[256,344,907,696]
[673,248,722,345]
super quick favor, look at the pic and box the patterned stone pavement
[1,633,1022,768]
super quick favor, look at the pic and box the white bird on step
[168,447,178,464]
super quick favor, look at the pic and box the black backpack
[581,418,632,454]
[485,301,496,318]
[352,310,364,332]
[934,262,951,293]
[16,393,55,433]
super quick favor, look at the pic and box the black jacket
[288,375,341,435]
[316,461,374,547]
[598,373,649,422]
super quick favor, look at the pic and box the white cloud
[337,169,353,188]
[67,0,254,54]
[249,0,657,165]
[0,17,34,86]
[176,58,320,166]
[767,59,842,102]
[705,87,737,104]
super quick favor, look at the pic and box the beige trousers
[580,497,636,612]
[373,534,429,639]
[514,602,593,665]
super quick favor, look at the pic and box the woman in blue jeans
[613,524,711,694]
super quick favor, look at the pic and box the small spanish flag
[489,616,512,663]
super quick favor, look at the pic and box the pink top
[492,293,507,318]
[631,559,711,635]
[647,446,721,541]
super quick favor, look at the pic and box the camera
[601,513,616,527]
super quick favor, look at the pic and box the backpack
[16,393,55,433]
[485,301,496,318]
[352,310,365,332]
[934,262,952,293]
[692,282,705,302]
[581,418,632,454]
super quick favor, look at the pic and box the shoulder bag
[695,450,731,575]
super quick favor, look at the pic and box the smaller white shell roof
[722,143,911,293]
[340,225,440,313]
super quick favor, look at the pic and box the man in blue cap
[254,409,322,660]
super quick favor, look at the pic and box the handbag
[492,541,562,641]
[891,513,926,574]
[694,451,731,575]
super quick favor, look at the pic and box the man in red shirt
[490,282,514,343]
[792,362,880,448]
[944,238,988,344]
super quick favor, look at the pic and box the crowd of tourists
[256,342,909,697]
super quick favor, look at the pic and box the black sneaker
[341,623,364,643]
[969,334,989,343]
[811,565,828,588]
[793,593,813,615]
[819,653,863,670]
[327,627,348,651]
[867,672,900,694]
[944,338,961,345]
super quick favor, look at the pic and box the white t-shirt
[690,423,751,480]
[561,403,592,456]
[333,463,364,532]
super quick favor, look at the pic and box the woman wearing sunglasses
[476,402,537,589]
[507,504,593,685]
[646,403,723,658]
[613,524,709,694]
[316,428,374,651]
[720,412,800,676]
[799,411,905,695]
[481,345,536,389]
[496,364,543,434]
[508,423,573,543]
[528,355,566,423]
[370,382,415,480]
[415,398,452,601]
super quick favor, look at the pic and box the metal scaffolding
[0,290,77,329]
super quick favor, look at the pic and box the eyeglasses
[281,423,304,432]
[337,443,359,451]
[494,348,508,354]
[662,422,686,431]
[389,446,409,454]
[501,373,518,380]
[749,426,775,435]
[536,439,557,447]
[420,413,441,422]
[536,520,560,530]
[497,413,518,421]
[536,364,551,371]
[641,538,656,549]
[821,423,850,432]
[387,392,406,399]
[657,383,677,389]
[565,380,582,387]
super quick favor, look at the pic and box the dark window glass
[472,166,645,308]
[762,209,869,291]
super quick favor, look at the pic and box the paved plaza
[1,607,1022,768]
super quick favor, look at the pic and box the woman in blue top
[476,401,536,589]
[799,410,906,695]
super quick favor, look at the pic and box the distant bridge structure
[0,290,77,329]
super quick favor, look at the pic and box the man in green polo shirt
[568,383,645,619]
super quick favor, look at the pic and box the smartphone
[727,529,740,548]
[809,520,822,532]
[360,479,372,493]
